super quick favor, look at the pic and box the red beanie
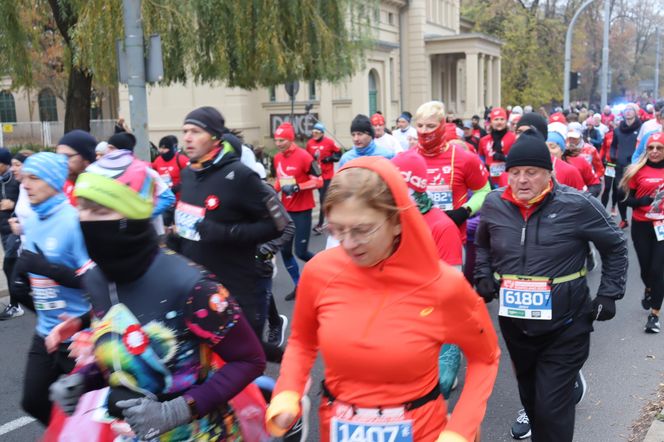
[490,107,507,121]
[391,150,428,193]
[647,132,664,146]
[274,122,295,141]
[370,113,385,126]
[549,112,567,124]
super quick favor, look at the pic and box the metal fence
[0,120,117,148]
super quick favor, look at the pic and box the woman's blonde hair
[414,101,445,124]
[620,151,649,194]
[324,168,399,218]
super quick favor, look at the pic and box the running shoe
[285,288,296,301]
[642,288,653,310]
[510,409,531,440]
[645,314,661,334]
[573,370,587,404]
[312,225,324,235]
[267,314,289,347]
[618,220,629,229]
[611,206,618,217]
[0,304,24,320]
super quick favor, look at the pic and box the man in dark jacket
[0,147,21,319]
[171,106,285,334]
[474,130,628,442]
[603,103,642,228]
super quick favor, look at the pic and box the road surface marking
[0,416,36,436]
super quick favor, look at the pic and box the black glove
[15,246,80,288]
[321,156,334,164]
[281,184,300,196]
[492,152,506,162]
[257,243,274,261]
[444,206,471,226]
[475,278,498,303]
[592,295,616,321]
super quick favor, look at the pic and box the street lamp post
[600,0,610,108]
[564,0,596,109]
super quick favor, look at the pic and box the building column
[486,56,494,109]
[494,56,502,106]
[465,51,479,117]
[478,54,485,112]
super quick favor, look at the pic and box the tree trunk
[64,64,93,132]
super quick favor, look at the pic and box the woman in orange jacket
[265,156,500,442]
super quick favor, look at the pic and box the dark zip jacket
[173,146,282,318]
[609,118,642,166]
[475,182,628,336]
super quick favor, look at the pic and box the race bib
[279,177,296,187]
[499,278,552,320]
[655,221,664,242]
[427,185,453,211]
[489,162,506,177]
[605,164,616,178]
[175,201,205,242]
[330,402,413,442]
[31,276,66,310]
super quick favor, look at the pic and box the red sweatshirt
[306,136,340,180]
[266,157,500,442]
[565,154,600,186]
[274,144,322,212]
[628,164,664,222]
[423,208,463,267]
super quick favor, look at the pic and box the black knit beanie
[516,113,548,140]
[58,130,97,163]
[350,114,375,138]
[107,132,137,152]
[506,129,552,171]
[183,106,225,139]
[158,135,178,152]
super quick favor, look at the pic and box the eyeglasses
[646,144,664,152]
[327,216,392,245]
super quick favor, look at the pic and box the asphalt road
[0,223,662,441]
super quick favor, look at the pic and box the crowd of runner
[0,97,662,441]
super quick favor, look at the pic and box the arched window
[368,69,379,116]
[0,91,17,123]
[38,88,58,122]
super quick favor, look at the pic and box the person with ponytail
[620,132,664,333]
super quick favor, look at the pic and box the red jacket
[267,157,500,442]
[152,153,189,200]
[274,144,322,212]
[565,154,600,186]
[423,208,463,267]
[478,131,516,185]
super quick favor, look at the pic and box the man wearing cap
[56,129,97,206]
[174,106,285,334]
[471,114,487,138]
[305,122,341,234]
[564,127,603,197]
[273,122,322,300]
[370,113,403,154]
[13,152,91,426]
[479,107,516,187]
[339,114,395,167]
[474,129,628,442]
[393,113,418,152]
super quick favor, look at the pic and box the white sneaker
[0,304,24,320]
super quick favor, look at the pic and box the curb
[644,410,664,442]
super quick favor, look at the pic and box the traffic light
[570,72,581,90]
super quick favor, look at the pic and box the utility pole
[564,0,596,109]
[600,0,610,108]
[656,26,661,102]
[122,0,150,161]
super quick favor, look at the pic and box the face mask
[80,219,158,283]
[417,123,447,155]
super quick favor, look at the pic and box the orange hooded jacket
[266,156,500,442]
